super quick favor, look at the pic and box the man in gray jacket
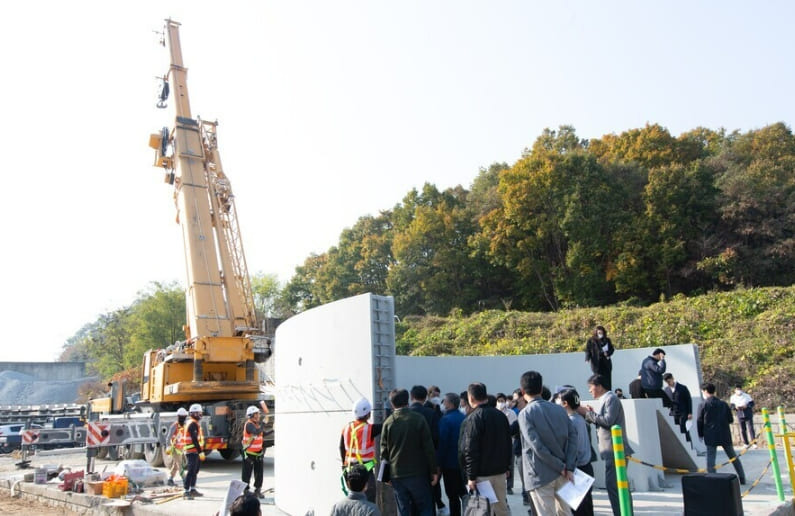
[577,374,634,516]
[330,464,382,516]
[517,370,578,516]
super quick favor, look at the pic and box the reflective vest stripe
[242,421,264,454]
[343,422,375,465]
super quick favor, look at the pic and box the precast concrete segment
[273,293,395,516]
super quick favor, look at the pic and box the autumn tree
[714,122,795,286]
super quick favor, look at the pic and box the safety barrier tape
[741,458,772,498]
[627,433,761,474]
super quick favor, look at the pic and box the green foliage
[60,282,185,379]
[251,272,289,319]
[716,122,795,287]
[396,286,795,408]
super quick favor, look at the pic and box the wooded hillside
[395,285,795,407]
[283,123,795,317]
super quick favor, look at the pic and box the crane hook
[156,78,170,109]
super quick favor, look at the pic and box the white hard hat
[246,405,259,417]
[189,403,203,414]
[352,398,372,419]
[176,407,188,416]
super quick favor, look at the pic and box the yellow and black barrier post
[611,424,633,516]
[776,406,795,497]
[762,407,785,502]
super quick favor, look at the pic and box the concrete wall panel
[394,344,701,411]
[274,294,394,515]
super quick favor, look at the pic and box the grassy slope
[395,286,795,409]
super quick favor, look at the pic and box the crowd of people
[334,325,756,516]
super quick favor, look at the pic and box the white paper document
[218,479,248,516]
[556,468,595,510]
[475,480,499,503]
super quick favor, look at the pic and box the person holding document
[458,382,513,516]
[576,374,634,516]
[517,371,578,516]
[557,389,594,516]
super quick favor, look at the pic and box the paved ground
[0,445,792,515]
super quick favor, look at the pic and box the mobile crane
[86,19,273,467]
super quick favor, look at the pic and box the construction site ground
[0,445,792,515]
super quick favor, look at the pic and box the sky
[1,1,793,362]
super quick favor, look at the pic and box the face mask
[735,390,742,396]
[459,407,467,416]
[177,415,187,424]
[597,332,604,339]
[440,404,448,414]
[430,396,442,406]
[496,401,506,410]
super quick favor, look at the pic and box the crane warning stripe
[21,430,40,445]
[86,422,109,447]
[203,437,225,450]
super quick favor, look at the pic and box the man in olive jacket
[458,382,512,516]
[381,388,438,516]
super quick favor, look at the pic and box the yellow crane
[145,18,270,406]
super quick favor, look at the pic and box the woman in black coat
[584,325,614,390]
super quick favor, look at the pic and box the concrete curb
[0,477,122,515]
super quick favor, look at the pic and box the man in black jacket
[410,385,444,514]
[458,382,512,516]
[640,348,667,400]
[663,373,693,442]
[696,383,746,484]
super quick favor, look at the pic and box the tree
[281,253,327,312]
[590,123,680,169]
[388,184,482,315]
[251,272,284,319]
[468,162,508,222]
[126,282,185,362]
[60,282,185,380]
[643,162,719,296]
[86,309,132,379]
[716,123,795,286]
[480,127,621,309]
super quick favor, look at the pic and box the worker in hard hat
[182,403,205,499]
[339,397,382,503]
[242,400,270,498]
[165,407,189,486]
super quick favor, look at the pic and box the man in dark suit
[410,385,444,514]
[663,373,693,442]
[696,383,746,484]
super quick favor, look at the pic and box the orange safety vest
[181,419,204,453]
[242,420,264,455]
[342,421,376,466]
[169,421,185,452]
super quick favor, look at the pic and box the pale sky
[1,1,793,362]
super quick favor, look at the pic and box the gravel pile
[0,370,93,404]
